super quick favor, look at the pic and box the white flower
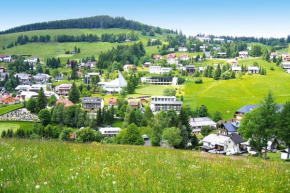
[44,182,47,185]
[76,172,78,176]
[0,169,3,171]
[112,181,116,185]
[35,185,40,189]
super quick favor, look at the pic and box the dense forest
[98,42,146,69]
[0,15,176,35]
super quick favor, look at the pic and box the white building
[24,58,37,65]
[282,62,290,69]
[232,66,242,74]
[3,55,12,62]
[98,71,127,93]
[124,64,136,72]
[239,51,248,58]
[150,96,182,113]
[149,66,172,74]
[247,66,260,74]
[201,133,244,155]
[189,117,216,135]
[15,84,47,92]
[180,54,190,61]
[196,36,211,42]
[213,38,224,42]
[178,47,188,52]
[167,54,178,64]
[98,127,121,137]
[141,76,178,86]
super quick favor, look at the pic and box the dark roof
[236,104,284,114]
[227,133,244,144]
[223,123,239,132]
[22,80,33,86]
[82,97,103,104]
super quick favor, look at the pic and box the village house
[189,117,216,135]
[150,96,182,113]
[239,51,248,58]
[2,55,12,62]
[168,48,175,52]
[196,36,211,42]
[129,101,142,108]
[149,66,172,74]
[219,122,240,135]
[282,62,290,69]
[108,97,117,107]
[82,97,104,110]
[153,55,163,61]
[200,133,244,155]
[227,59,238,67]
[247,66,260,74]
[199,67,205,73]
[98,127,121,137]
[178,47,188,52]
[185,65,195,74]
[55,84,72,96]
[97,71,127,93]
[204,51,211,58]
[180,54,190,61]
[282,54,290,62]
[143,62,151,67]
[213,38,224,42]
[270,52,279,60]
[232,66,242,74]
[33,73,51,84]
[24,58,37,66]
[14,73,31,83]
[280,149,290,160]
[217,52,226,57]
[0,94,20,105]
[141,76,178,86]
[124,64,137,72]
[234,104,284,123]
[84,72,100,84]
[0,66,7,73]
[55,98,74,107]
[166,54,178,64]
[15,84,46,92]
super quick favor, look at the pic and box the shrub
[38,109,51,126]
[278,144,286,150]
[59,128,75,141]
[270,66,274,71]
[195,78,203,84]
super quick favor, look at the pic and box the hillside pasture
[184,58,290,119]
[0,139,289,192]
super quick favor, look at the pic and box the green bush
[278,144,286,150]
[195,78,203,84]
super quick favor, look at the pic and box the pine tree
[36,88,47,112]
[68,82,80,103]
[96,108,102,126]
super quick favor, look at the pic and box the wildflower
[76,172,78,176]
[36,185,40,189]
[44,182,47,185]
[113,181,116,185]
[0,169,3,172]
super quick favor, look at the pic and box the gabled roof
[118,71,127,87]
[227,133,244,144]
[236,104,284,114]
[82,97,104,104]
[223,123,239,132]
[56,99,74,107]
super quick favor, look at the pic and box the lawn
[0,104,23,116]
[0,121,35,133]
[0,28,173,63]
[184,58,290,119]
[0,139,289,192]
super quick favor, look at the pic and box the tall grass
[0,139,289,192]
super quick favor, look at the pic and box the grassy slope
[0,28,172,62]
[0,121,35,133]
[0,104,23,115]
[0,139,289,192]
[184,58,290,119]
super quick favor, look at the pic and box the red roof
[180,54,189,58]
[0,55,8,58]
[108,98,117,105]
[0,66,7,69]
[167,54,177,58]
[55,99,74,107]
[0,94,11,101]
[153,55,162,59]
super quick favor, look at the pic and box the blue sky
[2,0,290,38]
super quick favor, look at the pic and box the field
[0,121,35,133]
[0,139,289,192]
[0,28,173,63]
[0,104,23,116]
[184,58,290,119]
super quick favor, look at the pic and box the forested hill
[0,15,176,35]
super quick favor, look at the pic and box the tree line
[0,15,175,35]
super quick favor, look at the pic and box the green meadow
[0,139,289,192]
[0,121,35,133]
[184,58,290,119]
[0,28,172,63]
[0,104,23,116]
